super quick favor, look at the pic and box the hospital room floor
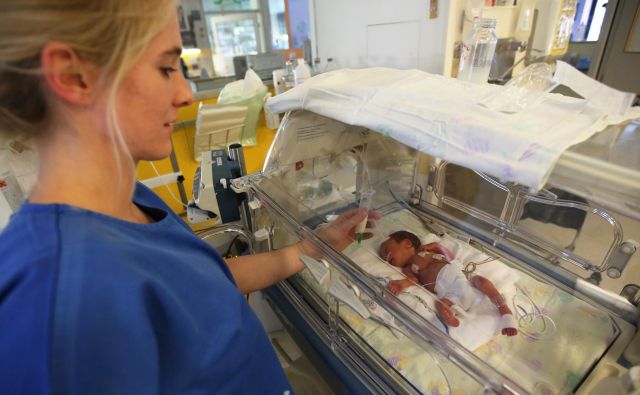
[269,330,336,395]
[246,290,336,394]
[200,235,335,393]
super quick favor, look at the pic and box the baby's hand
[387,279,411,295]
[419,242,455,261]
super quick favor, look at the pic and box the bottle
[283,52,297,91]
[293,59,311,86]
[457,18,498,84]
[272,69,285,95]
[312,57,321,73]
[302,38,313,66]
[263,93,280,129]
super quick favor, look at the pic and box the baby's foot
[500,314,518,336]
[435,299,460,327]
[497,303,517,336]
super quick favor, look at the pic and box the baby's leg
[470,275,512,315]
[435,298,460,327]
[470,275,517,336]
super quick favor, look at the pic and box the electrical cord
[386,181,442,236]
[511,286,556,340]
[148,161,188,208]
[224,234,242,258]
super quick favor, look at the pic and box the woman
[0,1,375,393]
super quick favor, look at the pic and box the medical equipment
[458,18,498,84]
[529,0,577,57]
[445,0,578,81]
[0,142,36,230]
[0,173,21,229]
[232,52,285,81]
[355,147,373,244]
[189,144,247,225]
[194,65,639,392]
[198,69,267,152]
[212,105,640,394]
[355,195,370,245]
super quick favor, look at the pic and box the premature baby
[378,231,517,336]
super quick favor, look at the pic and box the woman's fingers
[360,232,375,241]
[316,208,382,252]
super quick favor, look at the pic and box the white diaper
[434,261,484,311]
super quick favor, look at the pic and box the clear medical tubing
[458,18,498,84]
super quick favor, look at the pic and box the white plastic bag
[553,60,635,117]
[218,68,266,104]
[480,63,558,113]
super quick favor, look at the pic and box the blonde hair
[0,0,177,138]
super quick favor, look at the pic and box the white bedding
[298,209,617,394]
[346,234,519,351]
[267,67,640,191]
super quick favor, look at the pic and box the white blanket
[346,231,519,351]
[268,67,640,191]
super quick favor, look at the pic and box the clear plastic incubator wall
[234,110,640,395]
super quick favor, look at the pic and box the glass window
[214,19,258,55]
[208,13,261,76]
[269,0,289,50]
[203,0,259,12]
[571,0,608,42]
[287,0,310,48]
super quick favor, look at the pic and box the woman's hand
[229,208,380,294]
[316,208,381,252]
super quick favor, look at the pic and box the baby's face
[379,238,416,267]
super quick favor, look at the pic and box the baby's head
[379,231,421,267]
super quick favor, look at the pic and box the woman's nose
[175,73,194,108]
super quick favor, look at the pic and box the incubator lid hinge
[606,240,639,279]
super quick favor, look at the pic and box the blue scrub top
[0,183,292,394]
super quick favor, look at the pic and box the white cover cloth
[434,260,484,311]
[346,231,519,351]
[268,67,640,190]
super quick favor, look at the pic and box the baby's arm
[419,242,455,261]
[387,266,419,295]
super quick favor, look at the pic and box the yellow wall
[135,94,277,218]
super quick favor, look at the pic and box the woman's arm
[226,208,379,294]
[226,242,310,294]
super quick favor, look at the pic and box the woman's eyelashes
[160,66,177,78]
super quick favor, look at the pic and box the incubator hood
[227,109,640,394]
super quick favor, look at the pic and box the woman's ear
[40,42,98,106]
